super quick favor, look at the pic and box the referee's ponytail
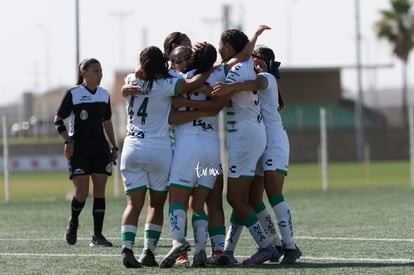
[77,58,100,85]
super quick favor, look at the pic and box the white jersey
[224,59,263,132]
[224,59,266,178]
[256,72,289,175]
[174,65,228,140]
[124,73,181,147]
[257,72,284,132]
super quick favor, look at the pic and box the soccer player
[54,58,118,247]
[212,45,302,265]
[217,28,281,266]
[119,46,211,268]
[159,42,220,268]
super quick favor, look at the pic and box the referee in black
[54,58,118,247]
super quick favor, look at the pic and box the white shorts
[169,134,220,190]
[256,127,290,176]
[227,127,266,178]
[120,136,172,193]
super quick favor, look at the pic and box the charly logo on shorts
[80,110,88,120]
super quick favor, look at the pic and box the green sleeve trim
[269,195,285,207]
[174,78,182,96]
[223,64,229,76]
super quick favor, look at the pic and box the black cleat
[207,251,230,266]
[139,248,159,267]
[122,247,142,268]
[192,250,208,267]
[280,245,302,265]
[89,234,113,247]
[64,218,78,245]
[270,245,285,262]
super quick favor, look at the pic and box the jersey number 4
[128,97,148,125]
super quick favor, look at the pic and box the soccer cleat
[242,245,281,265]
[223,250,238,265]
[270,245,284,262]
[175,252,190,267]
[89,234,113,247]
[207,251,229,266]
[64,218,78,245]
[159,240,191,268]
[122,247,142,268]
[192,250,208,267]
[138,248,159,267]
[280,245,302,265]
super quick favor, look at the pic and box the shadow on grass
[235,261,414,269]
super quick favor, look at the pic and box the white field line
[0,252,413,264]
[295,236,414,242]
[1,236,414,242]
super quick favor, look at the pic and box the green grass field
[1,161,414,274]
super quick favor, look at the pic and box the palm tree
[375,0,414,128]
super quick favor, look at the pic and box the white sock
[243,214,271,249]
[273,201,295,249]
[121,224,137,250]
[143,223,162,252]
[168,204,187,246]
[192,213,208,254]
[224,223,243,252]
[209,226,226,253]
[255,204,283,247]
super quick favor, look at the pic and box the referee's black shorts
[68,139,112,179]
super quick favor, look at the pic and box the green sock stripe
[253,202,266,213]
[145,230,161,239]
[169,203,185,214]
[121,232,136,243]
[241,213,259,227]
[192,212,208,223]
[208,225,226,236]
[269,195,285,207]
[230,213,243,225]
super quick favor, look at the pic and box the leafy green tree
[375,0,414,128]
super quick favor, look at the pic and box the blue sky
[0,0,406,106]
